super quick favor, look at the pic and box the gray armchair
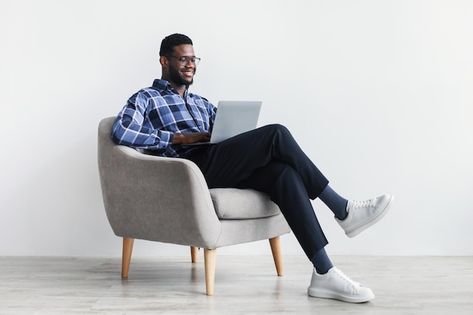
[97,117,291,295]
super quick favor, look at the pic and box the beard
[168,65,194,87]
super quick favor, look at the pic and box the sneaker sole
[345,195,394,238]
[307,287,374,303]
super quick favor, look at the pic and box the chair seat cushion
[209,188,280,219]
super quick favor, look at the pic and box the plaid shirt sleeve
[111,91,173,150]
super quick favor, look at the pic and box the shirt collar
[152,79,173,91]
[152,79,193,98]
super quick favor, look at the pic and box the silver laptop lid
[210,101,262,143]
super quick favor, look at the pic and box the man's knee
[264,123,291,135]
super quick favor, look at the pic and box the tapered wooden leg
[122,237,134,279]
[204,248,216,296]
[190,246,199,263]
[269,236,283,276]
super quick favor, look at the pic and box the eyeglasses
[170,55,201,65]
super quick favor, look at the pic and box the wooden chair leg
[269,236,283,276]
[122,237,134,279]
[204,248,216,295]
[190,246,199,263]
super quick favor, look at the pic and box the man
[112,33,393,303]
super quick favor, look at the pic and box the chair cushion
[209,188,280,220]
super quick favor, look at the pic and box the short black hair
[159,33,193,56]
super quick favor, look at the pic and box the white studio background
[1,0,472,257]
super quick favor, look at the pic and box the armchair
[97,117,291,295]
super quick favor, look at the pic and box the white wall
[1,0,472,257]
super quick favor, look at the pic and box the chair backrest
[97,117,124,234]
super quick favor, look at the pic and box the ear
[159,56,168,67]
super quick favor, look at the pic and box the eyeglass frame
[167,55,201,65]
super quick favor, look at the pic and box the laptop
[185,100,262,145]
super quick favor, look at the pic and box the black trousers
[181,124,330,261]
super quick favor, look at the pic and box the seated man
[111,33,393,303]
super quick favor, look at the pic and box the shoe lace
[352,198,376,209]
[334,268,360,294]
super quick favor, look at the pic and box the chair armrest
[98,145,222,248]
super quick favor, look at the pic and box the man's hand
[172,132,210,145]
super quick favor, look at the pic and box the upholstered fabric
[98,117,290,249]
[210,188,280,220]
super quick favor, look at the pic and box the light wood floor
[1,255,472,314]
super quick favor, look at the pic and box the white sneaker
[307,267,375,303]
[336,194,393,238]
